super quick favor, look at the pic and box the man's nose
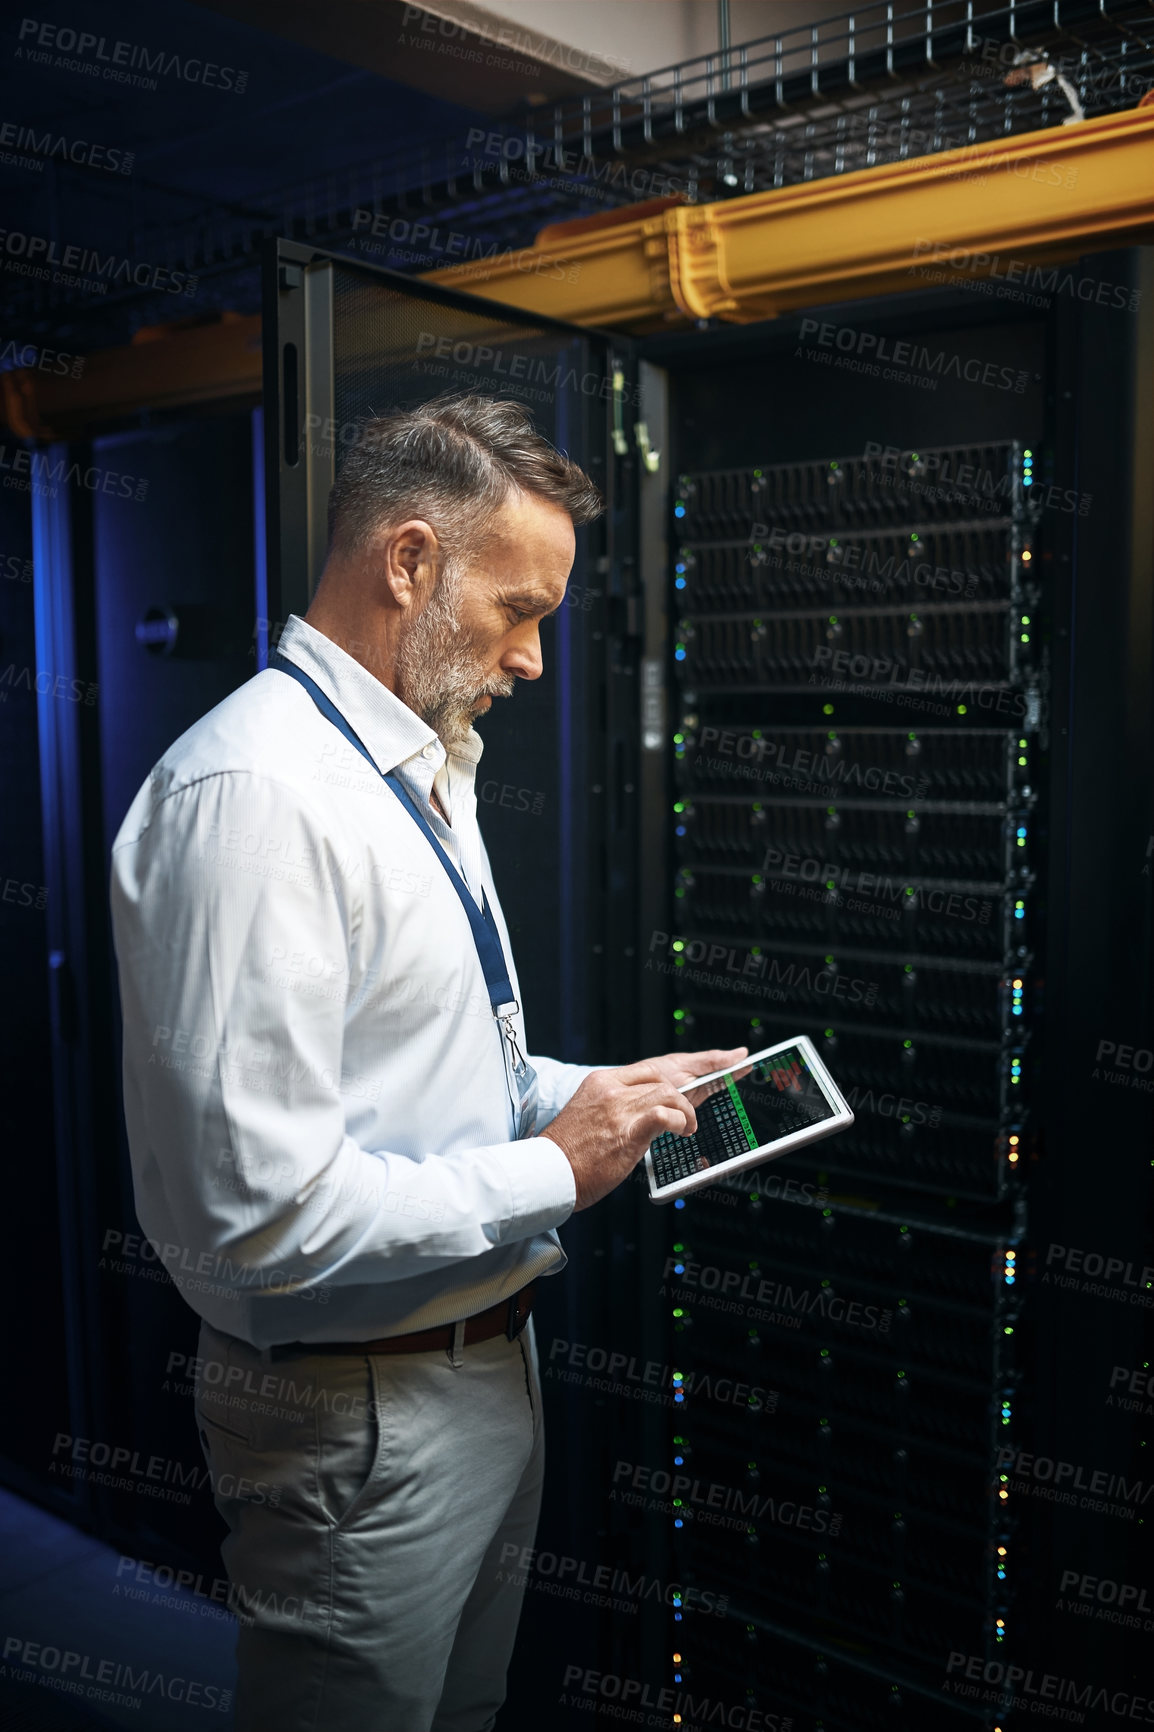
[504,629,543,681]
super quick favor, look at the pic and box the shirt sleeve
[110,772,576,1305]
[528,1055,603,1130]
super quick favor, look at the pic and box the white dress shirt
[109,614,596,1348]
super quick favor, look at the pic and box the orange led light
[673,1654,681,1663]
[1012,978,1023,988]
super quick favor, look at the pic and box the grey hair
[327,391,604,564]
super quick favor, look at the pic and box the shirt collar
[274,615,485,776]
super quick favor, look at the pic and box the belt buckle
[505,1287,531,1342]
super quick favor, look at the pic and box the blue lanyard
[271,653,519,1022]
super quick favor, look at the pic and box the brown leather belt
[265,1283,537,1360]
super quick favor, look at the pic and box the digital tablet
[645,1035,854,1203]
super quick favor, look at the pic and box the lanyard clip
[495,1001,527,1076]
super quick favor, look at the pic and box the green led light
[672,940,685,952]
[673,1307,684,1317]
[1021,633,1030,643]
[824,1028,834,1038]
[1021,615,1031,625]
[673,801,685,813]
[673,1008,685,1020]
[673,732,685,744]
[957,704,968,715]
[1018,756,1028,765]
[823,704,834,715]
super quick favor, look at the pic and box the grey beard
[395,569,514,747]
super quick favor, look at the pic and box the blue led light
[674,1519,683,1528]
[675,1199,686,1209]
[1015,907,1025,919]
[674,648,687,661]
[675,825,686,837]
[675,577,687,589]
[1016,827,1027,838]
[674,1455,684,1465]
[674,504,686,517]
[674,1264,685,1275]
[676,563,686,573]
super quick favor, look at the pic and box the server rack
[632,264,1153,1728]
[650,439,1034,1726]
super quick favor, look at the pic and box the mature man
[109,392,744,1731]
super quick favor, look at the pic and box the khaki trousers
[193,1315,544,1732]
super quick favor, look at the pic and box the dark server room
[1,1,1153,1729]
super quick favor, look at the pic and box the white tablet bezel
[644,1034,854,1204]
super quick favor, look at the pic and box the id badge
[501,1014,538,1140]
[514,1060,539,1141]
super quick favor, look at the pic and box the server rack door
[262,240,649,1713]
[29,411,261,1565]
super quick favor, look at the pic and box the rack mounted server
[660,441,1040,1727]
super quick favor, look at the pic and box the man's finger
[681,1045,748,1074]
[640,1101,697,1141]
[638,1084,698,1137]
[612,1058,678,1087]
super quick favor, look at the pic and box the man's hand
[545,1047,749,1212]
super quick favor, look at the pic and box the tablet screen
[648,1044,837,1190]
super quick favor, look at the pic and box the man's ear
[378,519,440,607]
